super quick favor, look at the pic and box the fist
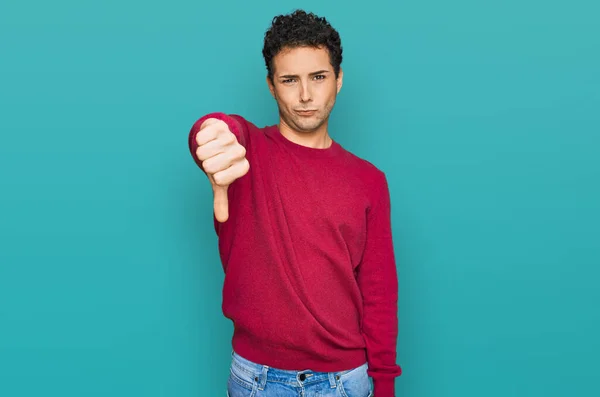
[195,118,249,222]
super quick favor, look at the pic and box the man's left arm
[356,172,402,397]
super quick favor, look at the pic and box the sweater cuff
[373,377,395,397]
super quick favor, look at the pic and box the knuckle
[214,120,228,133]
[199,118,215,130]
[215,119,228,128]
[212,173,227,186]
[197,127,215,144]
[226,133,237,145]
[195,130,205,144]
[241,158,250,173]
[202,159,215,174]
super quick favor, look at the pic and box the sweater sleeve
[356,172,402,397]
[188,112,248,173]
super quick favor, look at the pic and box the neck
[278,119,332,149]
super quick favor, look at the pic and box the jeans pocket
[338,363,372,397]
[227,373,256,397]
[227,360,258,397]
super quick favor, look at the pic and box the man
[188,9,401,397]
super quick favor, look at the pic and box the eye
[281,78,296,84]
[314,75,326,81]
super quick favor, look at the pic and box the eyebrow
[278,70,331,79]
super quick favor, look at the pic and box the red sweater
[188,112,402,396]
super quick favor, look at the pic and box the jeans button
[299,373,306,381]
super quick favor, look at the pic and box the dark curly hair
[262,9,343,82]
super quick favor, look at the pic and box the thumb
[213,185,229,223]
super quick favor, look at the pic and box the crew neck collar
[268,125,343,158]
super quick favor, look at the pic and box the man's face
[267,46,343,133]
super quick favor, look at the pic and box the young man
[188,9,401,397]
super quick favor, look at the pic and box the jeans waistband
[230,350,368,389]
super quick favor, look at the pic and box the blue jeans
[227,350,373,397]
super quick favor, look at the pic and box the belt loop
[258,365,269,390]
[328,372,338,389]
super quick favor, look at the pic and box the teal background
[1,0,598,396]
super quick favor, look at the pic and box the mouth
[295,110,317,117]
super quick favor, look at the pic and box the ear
[266,75,275,98]
[336,68,344,94]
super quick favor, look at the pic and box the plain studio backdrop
[0,0,598,396]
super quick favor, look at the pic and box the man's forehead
[274,46,332,75]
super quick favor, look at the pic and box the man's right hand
[194,118,250,223]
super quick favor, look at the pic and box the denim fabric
[227,350,373,397]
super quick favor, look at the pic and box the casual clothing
[227,350,372,397]
[188,113,402,397]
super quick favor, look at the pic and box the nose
[299,80,312,103]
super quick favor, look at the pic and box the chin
[294,118,324,132]
[297,123,321,133]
